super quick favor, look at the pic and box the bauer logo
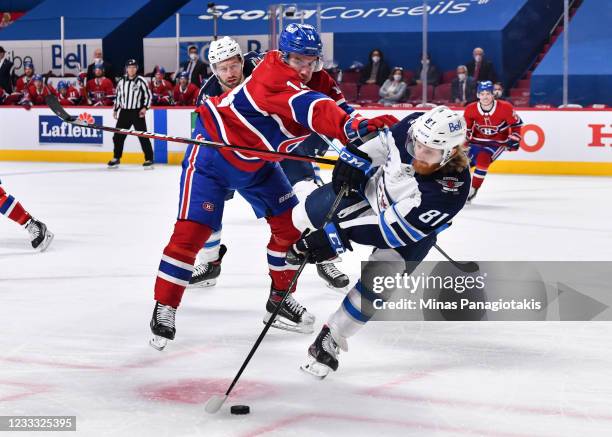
[39,113,103,144]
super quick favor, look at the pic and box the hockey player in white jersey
[291,106,471,378]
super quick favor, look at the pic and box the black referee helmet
[125,59,138,67]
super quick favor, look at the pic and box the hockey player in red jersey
[172,71,198,105]
[55,81,81,106]
[149,23,397,350]
[190,37,353,291]
[14,61,35,94]
[0,180,53,251]
[4,61,35,106]
[27,75,56,106]
[149,66,173,106]
[463,81,523,201]
[86,63,114,106]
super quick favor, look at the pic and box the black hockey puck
[230,405,250,415]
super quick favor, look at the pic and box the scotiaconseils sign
[198,2,484,22]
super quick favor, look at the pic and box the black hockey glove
[332,143,372,195]
[506,133,521,151]
[294,223,351,264]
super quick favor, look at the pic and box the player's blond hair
[440,146,470,174]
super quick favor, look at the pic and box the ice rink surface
[1,162,611,437]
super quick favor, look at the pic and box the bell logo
[587,124,612,147]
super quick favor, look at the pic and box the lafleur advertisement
[39,113,103,145]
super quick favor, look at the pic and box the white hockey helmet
[208,36,243,73]
[408,105,467,167]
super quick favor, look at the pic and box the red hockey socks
[472,152,493,190]
[154,220,212,308]
[0,186,32,226]
[266,208,302,293]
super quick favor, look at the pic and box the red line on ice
[0,380,52,403]
[0,345,214,371]
[359,368,612,423]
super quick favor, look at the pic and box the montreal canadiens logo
[436,177,464,194]
[202,202,215,212]
[77,112,95,125]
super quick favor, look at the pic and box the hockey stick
[433,243,480,273]
[204,184,349,415]
[44,95,336,166]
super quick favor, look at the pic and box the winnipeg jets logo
[436,177,464,194]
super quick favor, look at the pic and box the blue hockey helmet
[32,74,43,82]
[23,61,34,70]
[155,66,165,75]
[178,71,189,80]
[94,62,104,71]
[477,80,494,94]
[279,23,322,58]
[56,80,68,90]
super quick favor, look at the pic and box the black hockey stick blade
[434,244,480,273]
[44,95,336,166]
[204,185,349,415]
[46,94,78,123]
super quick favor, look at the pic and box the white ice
[1,162,611,437]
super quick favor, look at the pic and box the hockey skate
[143,160,154,170]
[264,287,315,334]
[301,325,346,379]
[188,245,227,288]
[25,218,54,252]
[467,186,479,202]
[107,158,120,169]
[317,263,350,292]
[149,301,176,351]
[287,247,349,292]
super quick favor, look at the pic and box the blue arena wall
[531,0,612,106]
[146,0,562,88]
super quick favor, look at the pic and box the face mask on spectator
[371,56,380,63]
[189,53,198,61]
[94,57,102,64]
[458,73,466,81]
[393,74,402,81]
[494,90,502,98]
[474,54,482,62]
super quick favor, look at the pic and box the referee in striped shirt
[108,59,154,169]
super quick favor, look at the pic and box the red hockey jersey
[15,75,34,93]
[27,84,56,105]
[150,78,173,105]
[307,69,352,113]
[173,83,198,106]
[86,77,115,106]
[464,99,523,145]
[57,86,81,106]
[195,50,353,172]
